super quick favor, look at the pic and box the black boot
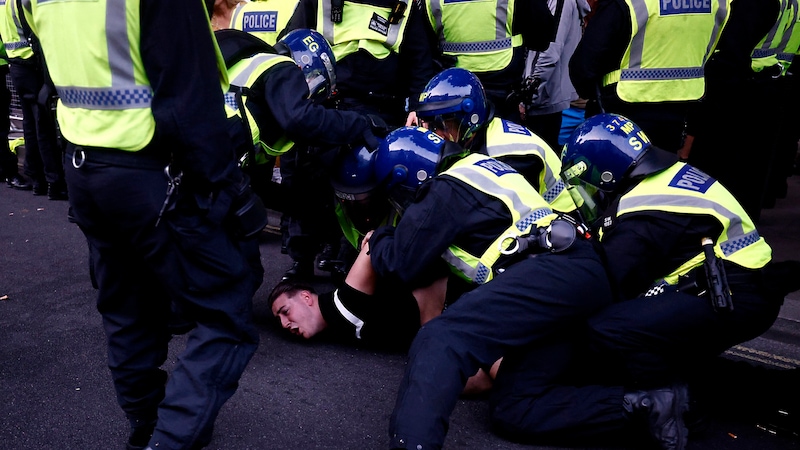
[7,173,32,190]
[48,179,69,200]
[623,384,689,450]
[282,260,314,281]
[126,418,156,450]
[317,242,341,272]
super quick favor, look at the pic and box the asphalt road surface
[1,175,799,450]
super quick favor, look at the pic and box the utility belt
[641,239,765,314]
[494,214,590,273]
[67,143,170,171]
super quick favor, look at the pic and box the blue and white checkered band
[242,11,278,32]
[668,164,715,193]
[620,67,704,80]
[543,179,565,203]
[442,38,512,53]
[224,92,239,111]
[475,263,490,284]
[58,87,153,109]
[660,0,712,15]
[516,207,553,232]
[643,284,666,297]
[720,231,760,257]
[4,41,30,50]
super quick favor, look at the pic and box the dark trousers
[388,240,613,450]
[0,67,18,177]
[689,76,782,223]
[487,281,781,447]
[65,144,262,449]
[587,284,780,388]
[279,146,341,263]
[8,63,63,184]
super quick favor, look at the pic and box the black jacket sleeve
[568,0,629,99]
[260,62,372,147]
[370,176,512,287]
[140,0,241,193]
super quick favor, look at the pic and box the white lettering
[676,179,701,191]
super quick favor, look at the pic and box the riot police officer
[22,0,267,448]
[365,127,612,449]
[488,113,789,450]
[415,67,577,214]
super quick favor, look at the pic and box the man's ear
[302,290,314,306]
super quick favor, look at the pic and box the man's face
[271,291,325,339]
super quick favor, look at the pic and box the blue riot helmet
[560,113,678,223]
[415,68,492,145]
[275,29,337,103]
[374,126,462,214]
[330,146,391,233]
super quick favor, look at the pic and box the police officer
[0,0,65,198]
[418,0,554,121]
[686,0,785,222]
[22,0,267,449]
[281,0,438,278]
[569,0,732,152]
[215,28,386,213]
[415,67,577,214]
[365,127,612,449]
[488,113,787,450]
[229,0,299,45]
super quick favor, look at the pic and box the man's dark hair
[267,279,318,309]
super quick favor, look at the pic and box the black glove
[362,128,381,152]
[363,114,391,152]
[366,114,390,137]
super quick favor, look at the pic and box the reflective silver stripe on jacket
[618,194,759,257]
[486,142,565,203]
[333,289,365,340]
[753,0,795,57]
[444,163,535,220]
[230,53,280,87]
[320,0,407,48]
[27,0,154,109]
[430,0,510,53]
[622,0,727,81]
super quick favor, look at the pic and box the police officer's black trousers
[586,283,781,389]
[65,146,262,449]
[8,63,62,184]
[388,240,613,450]
[486,282,781,447]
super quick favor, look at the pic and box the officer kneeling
[487,113,795,450]
[364,127,614,450]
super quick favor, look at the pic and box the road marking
[725,345,800,369]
